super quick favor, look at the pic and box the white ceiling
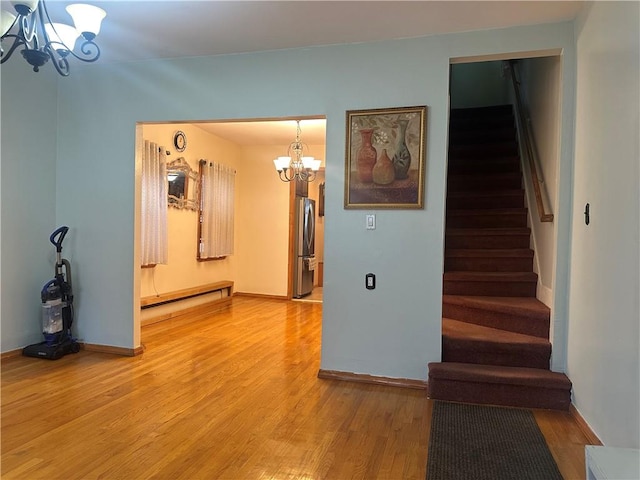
[43,0,584,145]
[48,1,584,64]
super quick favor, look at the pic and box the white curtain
[200,160,235,259]
[141,140,168,265]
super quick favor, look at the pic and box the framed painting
[344,105,427,209]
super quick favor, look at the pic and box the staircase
[427,105,572,411]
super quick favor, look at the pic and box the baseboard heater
[141,281,234,326]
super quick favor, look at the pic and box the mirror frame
[167,157,199,210]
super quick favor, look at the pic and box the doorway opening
[443,50,565,370]
[133,117,326,340]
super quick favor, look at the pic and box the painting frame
[344,105,427,209]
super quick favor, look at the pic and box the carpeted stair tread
[427,362,572,410]
[428,362,571,390]
[442,295,549,318]
[445,229,531,250]
[445,249,534,272]
[450,109,513,120]
[449,126,517,144]
[446,227,531,237]
[442,318,550,369]
[446,249,533,259]
[447,208,528,217]
[447,172,522,191]
[442,295,549,338]
[443,271,537,297]
[447,155,520,165]
[449,143,519,159]
[446,192,525,211]
[447,189,525,199]
[447,158,521,174]
[444,271,537,282]
[443,318,549,348]
[446,209,528,229]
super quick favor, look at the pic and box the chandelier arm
[68,39,101,62]
[279,168,293,182]
[39,0,74,61]
[46,44,70,76]
[20,9,38,45]
[0,34,25,63]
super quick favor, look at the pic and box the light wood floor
[2,296,592,479]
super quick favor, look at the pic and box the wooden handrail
[508,60,554,223]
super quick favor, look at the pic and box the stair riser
[445,234,530,250]
[449,144,519,159]
[450,106,513,119]
[442,302,549,338]
[446,195,524,210]
[442,340,550,369]
[449,129,516,144]
[445,257,533,272]
[448,161,521,174]
[447,176,522,191]
[450,120,515,132]
[443,280,537,297]
[427,379,570,410]
[446,213,528,229]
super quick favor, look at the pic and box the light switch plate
[366,214,376,230]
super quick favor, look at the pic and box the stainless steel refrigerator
[294,197,315,298]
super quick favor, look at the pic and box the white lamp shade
[66,3,106,36]
[10,1,38,15]
[310,159,322,171]
[45,23,80,50]
[302,157,322,171]
[273,156,291,171]
[0,9,17,36]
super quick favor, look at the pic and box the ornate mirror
[167,157,198,210]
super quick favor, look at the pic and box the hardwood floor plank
[2,297,592,479]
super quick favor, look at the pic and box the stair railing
[507,60,554,223]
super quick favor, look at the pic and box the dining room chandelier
[1,0,106,76]
[273,120,322,183]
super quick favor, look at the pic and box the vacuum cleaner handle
[50,226,69,253]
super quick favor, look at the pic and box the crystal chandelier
[273,120,322,183]
[1,0,106,76]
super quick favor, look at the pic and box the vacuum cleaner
[23,226,81,360]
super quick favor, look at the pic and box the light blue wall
[1,61,59,351]
[3,6,637,449]
[569,1,640,448]
[51,22,577,382]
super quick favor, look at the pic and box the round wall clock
[173,131,187,152]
